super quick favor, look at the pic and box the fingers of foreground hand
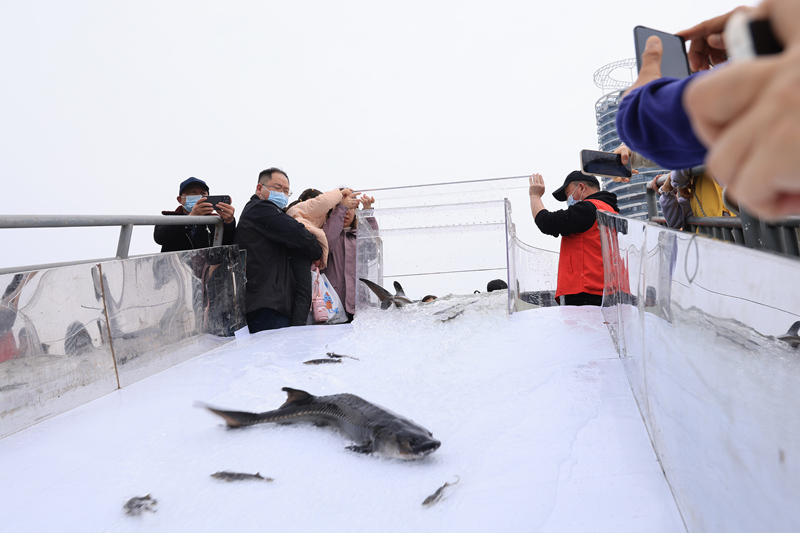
[624,36,663,97]
[752,0,800,49]
[684,58,777,146]
[677,7,744,71]
[701,50,800,185]
[720,102,800,218]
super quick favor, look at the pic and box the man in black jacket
[235,168,322,332]
[529,171,620,306]
[154,177,236,252]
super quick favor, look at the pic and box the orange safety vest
[556,199,615,298]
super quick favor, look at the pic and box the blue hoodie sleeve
[616,74,708,170]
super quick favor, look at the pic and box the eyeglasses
[259,182,292,197]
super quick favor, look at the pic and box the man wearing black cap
[154,177,236,253]
[529,171,619,306]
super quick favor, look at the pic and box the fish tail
[359,278,392,303]
[204,405,264,428]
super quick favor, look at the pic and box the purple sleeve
[323,204,347,249]
[616,74,707,170]
[659,193,684,229]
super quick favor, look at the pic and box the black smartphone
[725,12,784,61]
[580,150,632,179]
[204,195,231,209]
[634,26,691,79]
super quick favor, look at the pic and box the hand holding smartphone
[580,150,632,180]
[203,195,232,209]
[634,26,691,78]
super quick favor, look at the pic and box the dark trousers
[563,292,603,306]
[246,307,290,333]
[289,255,313,326]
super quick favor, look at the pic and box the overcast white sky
[1,0,740,270]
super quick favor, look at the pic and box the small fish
[211,471,273,482]
[438,310,464,322]
[303,358,343,365]
[326,351,360,361]
[0,383,25,393]
[422,476,460,506]
[123,494,157,516]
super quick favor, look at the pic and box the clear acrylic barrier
[356,201,509,311]
[0,265,118,439]
[598,211,800,532]
[356,192,560,315]
[0,246,246,438]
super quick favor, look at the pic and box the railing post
[116,224,133,259]
[646,188,658,220]
[740,210,763,250]
[212,221,224,247]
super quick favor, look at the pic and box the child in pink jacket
[285,187,351,325]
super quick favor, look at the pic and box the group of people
[528,0,800,306]
[154,169,375,333]
[156,1,800,318]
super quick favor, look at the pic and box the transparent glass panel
[598,211,800,532]
[0,246,245,437]
[0,266,117,439]
[103,246,245,387]
[356,200,509,311]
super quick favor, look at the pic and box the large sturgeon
[203,387,441,460]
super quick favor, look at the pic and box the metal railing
[0,215,224,274]
[644,188,800,258]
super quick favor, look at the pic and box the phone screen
[634,26,691,79]
[580,150,632,179]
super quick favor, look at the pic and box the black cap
[179,177,209,195]
[552,171,599,202]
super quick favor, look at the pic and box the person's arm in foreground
[684,0,800,218]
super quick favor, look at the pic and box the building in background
[593,59,666,220]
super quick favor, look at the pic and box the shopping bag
[319,272,348,324]
[311,267,329,324]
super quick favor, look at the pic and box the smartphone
[724,11,784,61]
[203,195,231,209]
[580,150,632,179]
[634,26,691,79]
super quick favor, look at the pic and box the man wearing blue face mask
[235,168,322,332]
[154,177,236,253]
[529,170,620,306]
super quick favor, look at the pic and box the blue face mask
[184,195,203,212]
[267,191,289,209]
[566,186,583,207]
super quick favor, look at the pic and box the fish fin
[359,278,393,303]
[280,387,313,407]
[204,406,262,428]
[380,300,392,310]
[346,442,374,455]
[393,281,407,298]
